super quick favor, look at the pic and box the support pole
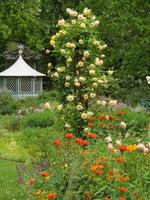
[33,77,35,96]
[18,77,20,96]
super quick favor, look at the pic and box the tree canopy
[0,0,149,101]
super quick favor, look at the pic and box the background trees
[0,0,149,103]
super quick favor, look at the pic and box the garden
[0,2,150,200]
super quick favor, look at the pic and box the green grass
[0,159,26,200]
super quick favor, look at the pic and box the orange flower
[52,139,61,146]
[65,133,73,139]
[118,145,128,151]
[118,176,129,181]
[48,193,57,199]
[127,144,137,152]
[40,171,49,177]
[115,157,126,163]
[28,178,36,185]
[120,187,128,192]
[88,123,95,127]
[117,111,126,115]
[91,164,104,175]
[119,196,126,200]
[88,132,98,139]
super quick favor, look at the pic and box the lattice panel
[6,77,18,93]
[35,77,42,92]
[20,77,32,94]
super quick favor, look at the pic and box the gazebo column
[17,77,20,96]
[3,78,6,91]
[33,77,35,95]
[40,78,43,93]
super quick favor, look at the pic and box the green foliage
[0,93,18,115]
[6,116,21,132]
[79,0,150,97]
[22,111,54,129]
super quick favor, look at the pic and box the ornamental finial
[17,44,24,55]
[18,49,23,55]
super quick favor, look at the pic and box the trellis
[0,77,43,96]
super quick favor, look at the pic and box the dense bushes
[0,90,58,116]
[7,111,55,132]
[23,111,54,129]
[0,93,18,115]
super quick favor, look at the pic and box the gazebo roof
[0,54,45,77]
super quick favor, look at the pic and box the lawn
[0,159,26,200]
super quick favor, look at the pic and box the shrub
[22,111,54,129]
[0,92,18,115]
[6,116,21,132]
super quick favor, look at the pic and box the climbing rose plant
[48,8,113,136]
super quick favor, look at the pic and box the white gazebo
[0,51,45,97]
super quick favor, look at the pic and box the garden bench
[141,99,150,111]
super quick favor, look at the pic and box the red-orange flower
[88,123,95,127]
[99,123,105,127]
[52,139,61,146]
[75,138,89,146]
[115,157,126,163]
[118,176,129,181]
[117,111,126,115]
[119,196,126,200]
[120,187,128,192]
[65,133,73,139]
[108,124,115,130]
[99,114,113,120]
[88,117,95,121]
[80,139,89,146]
[40,171,49,177]
[108,170,115,176]
[118,145,128,151]
[48,193,57,199]
[88,132,98,139]
[95,169,104,175]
